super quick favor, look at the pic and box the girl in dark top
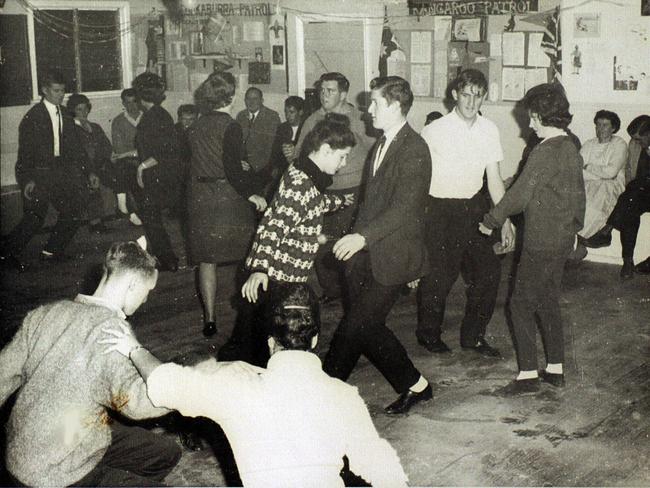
[188,71,267,337]
[480,83,585,395]
[132,72,182,272]
[67,93,113,234]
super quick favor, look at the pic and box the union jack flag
[379,10,399,77]
[541,7,562,82]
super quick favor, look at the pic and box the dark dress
[187,111,258,264]
[135,104,181,263]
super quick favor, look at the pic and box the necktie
[56,106,63,138]
[372,136,387,176]
[249,112,256,126]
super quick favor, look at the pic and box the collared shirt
[124,111,142,127]
[372,120,406,175]
[74,294,126,319]
[421,108,503,198]
[43,98,62,157]
[248,110,260,122]
[290,124,299,140]
[147,350,408,488]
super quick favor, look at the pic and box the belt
[195,176,227,183]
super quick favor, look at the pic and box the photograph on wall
[613,56,639,91]
[574,13,600,38]
[249,61,271,84]
[451,17,484,42]
[272,45,285,70]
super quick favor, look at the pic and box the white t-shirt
[421,108,503,198]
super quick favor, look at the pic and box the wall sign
[408,0,538,16]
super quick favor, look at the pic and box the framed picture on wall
[574,13,600,37]
[451,17,485,42]
[249,61,271,84]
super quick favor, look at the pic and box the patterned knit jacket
[246,157,348,282]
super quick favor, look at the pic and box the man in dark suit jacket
[267,96,304,195]
[235,87,281,192]
[323,76,433,415]
[1,71,95,271]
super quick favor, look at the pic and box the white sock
[129,213,143,226]
[409,375,429,393]
[545,363,563,374]
[116,193,128,214]
[516,370,539,380]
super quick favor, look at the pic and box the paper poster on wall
[574,14,600,38]
[452,18,483,42]
[388,49,408,78]
[524,68,548,91]
[433,16,452,41]
[411,64,431,96]
[502,67,525,100]
[527,32,550,67]
[502,32,525,66]
[489,33,502,56]
[411,31,432,63]
[243,21,265,42]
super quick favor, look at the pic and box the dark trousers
[323,252,421,394]
[134,191,177,263]
[314,188,359,299]
[3,179,83,257]
[509,247,569,371]
[9,422,181,487]
[607,178,650,260]
[417,194,501,346]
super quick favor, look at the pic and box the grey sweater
[0,295,169,486]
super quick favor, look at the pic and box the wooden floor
[1,215,649,486]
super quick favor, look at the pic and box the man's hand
[500,219,515,252]
[23,181,36,200]
[333,233,366,261]
[478,222,493,236]
[248,194,267,212]
[99,322,140,357]
[241,160,252,171]
[88,173,100,190]
[407,278,420,289]
[281,143,295,161]
[241,272,269,303]
[137,164,145,188]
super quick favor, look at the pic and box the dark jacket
[15,101,88,188]
[353,123,432,286]
[235,105,281,173]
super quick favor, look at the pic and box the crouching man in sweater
[0,241,181,486]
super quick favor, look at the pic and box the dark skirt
[188,178,257,264]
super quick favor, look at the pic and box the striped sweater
[246,158,347,282]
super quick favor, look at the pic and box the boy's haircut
[104,241,157,279]
[132,72,166,105]
[194,71,236,112]
[523,82,573,130]
[66,93,92,114]
[627,115,650,137]
[40,70,66,89]
[284,96,305,112]
[319,72,350,93]
[245,86,263,98]
[300,112,356,157]
[267,284,320,351]
[121,88,137,101]
[369,76,414,115]
[454,69,488,94]
[177,104,197,119]
[593,110,621,133]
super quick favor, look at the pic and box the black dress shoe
[203,321,217,337]
[583,227,612,248]
[462,338,502,358]
[620,259,635,280]
[636,257,650,274]
[384,384,433,415]
[539,370,565,387]
[417,336,451,353]
[495,378,540,397]
[0,255,28,273]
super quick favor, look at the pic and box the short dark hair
[593,110,621,133]
[132,72,166,105]
[40,71,66,90]
[301,112,356,157]
[319,72,350,93]
[245,86,263,98]
[120,88,137,101]
[194,72,236,112]
[454,69,488,94]
[369,76,414,115]
[267,283,320,351]
[177,104,197,119]
[425,111,443,126]
[627,115,650,137]
[104,241,157,280]
[284,96,304,112]
[66,93,91,115]
[523,83,573,130]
